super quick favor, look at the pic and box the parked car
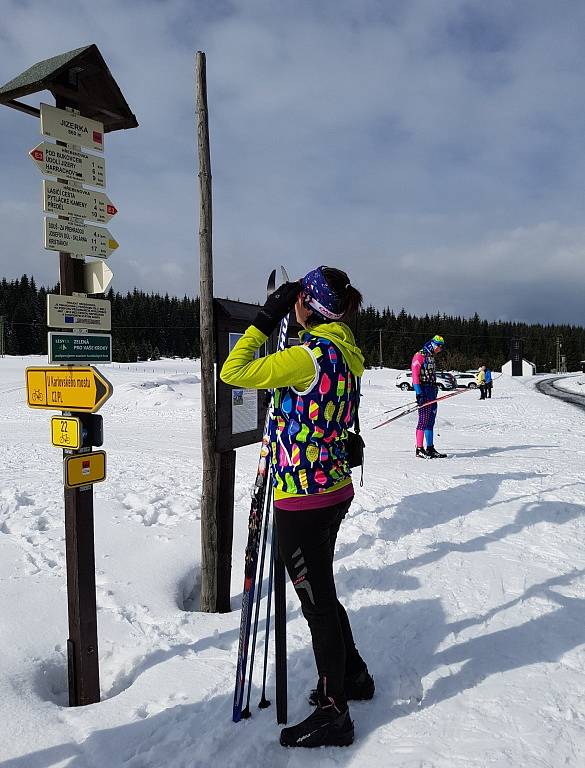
[395,371,456,391]
[455,372,478,388]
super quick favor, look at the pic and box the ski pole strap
[354,375,361,435]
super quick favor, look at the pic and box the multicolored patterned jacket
[220,322,365,501]
[269,333,355,496]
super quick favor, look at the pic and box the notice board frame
[214,298,300,452]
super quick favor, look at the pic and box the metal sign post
[0,44,137,707]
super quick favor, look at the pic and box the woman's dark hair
[322,267,363,323]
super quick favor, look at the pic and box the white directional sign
[44,218,118,259]
[84,261,114,295]
[30,142,106,187]
[47,294,111,331]
[43,180,117,223]
[40,103,104,152]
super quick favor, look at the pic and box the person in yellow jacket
[476,365,487,400]
[221,266,372,748]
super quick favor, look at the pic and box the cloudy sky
[1,0,584,324]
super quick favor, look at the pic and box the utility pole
[556,336,562,374]
[0,315,4,357]
[378,329,383,369]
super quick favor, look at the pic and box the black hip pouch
[347,430,364,468]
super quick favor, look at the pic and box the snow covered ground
[1,356,585,767]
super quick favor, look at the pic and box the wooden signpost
[0,44,137,707]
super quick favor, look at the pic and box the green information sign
[48,332,112,364]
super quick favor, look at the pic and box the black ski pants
[275,499,364,701]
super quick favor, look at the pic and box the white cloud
[1,0,584,323]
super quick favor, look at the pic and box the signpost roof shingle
[0,44,138,132]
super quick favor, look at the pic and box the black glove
[416,393,424,406]
[252,281,300,336]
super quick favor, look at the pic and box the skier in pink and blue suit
[411,335,447,458]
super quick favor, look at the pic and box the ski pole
[273,520,288,724]
[373,388,470,430]
[382,397,418,415]
[241,481,274,719]
[258,514,275,709]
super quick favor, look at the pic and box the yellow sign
[51,416,81,449]
[25,366,112,413]
[63,451,106,489]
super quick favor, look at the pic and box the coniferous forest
[1,274,584,372]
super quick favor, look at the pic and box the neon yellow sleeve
[220,325,318,392]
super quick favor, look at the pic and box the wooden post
[216,450,236,612]
[196,51,221,612]
[55,96,100,706]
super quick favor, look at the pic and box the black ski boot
[416,447,429,459]
[280,695,354,748]
[426,445,447,459]
[308,668,375,706]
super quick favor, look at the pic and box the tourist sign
[63,451,107,489]
[48,332,112,364]
[51,415,82,449]
[40,103,104,152]
[83,261,114,295]
[29,142,106,187]
[25,366,113,413]
[44,218,118,259]
[43,180,117,223]
[47,294,111,331]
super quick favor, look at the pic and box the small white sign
[44,218,118,259]
[40,103,104,152]
[47,294,111,331]
[43,180,117,223]
[84,261,114,294]
[229,333,258,434]
[29,142,106,187]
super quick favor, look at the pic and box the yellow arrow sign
[63,451,107,489]
[26,366,113,413]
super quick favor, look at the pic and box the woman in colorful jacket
[221,266,372,748]
[411,335,447,458]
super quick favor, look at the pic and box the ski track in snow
[1,357,585,767]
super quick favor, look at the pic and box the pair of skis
[373,373,503,430]
[373,388,470,430]
[232,268,289,724]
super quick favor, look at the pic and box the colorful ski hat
[300,266,345,321]
[424,334,445,353]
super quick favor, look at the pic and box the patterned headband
[300,266,345,321]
